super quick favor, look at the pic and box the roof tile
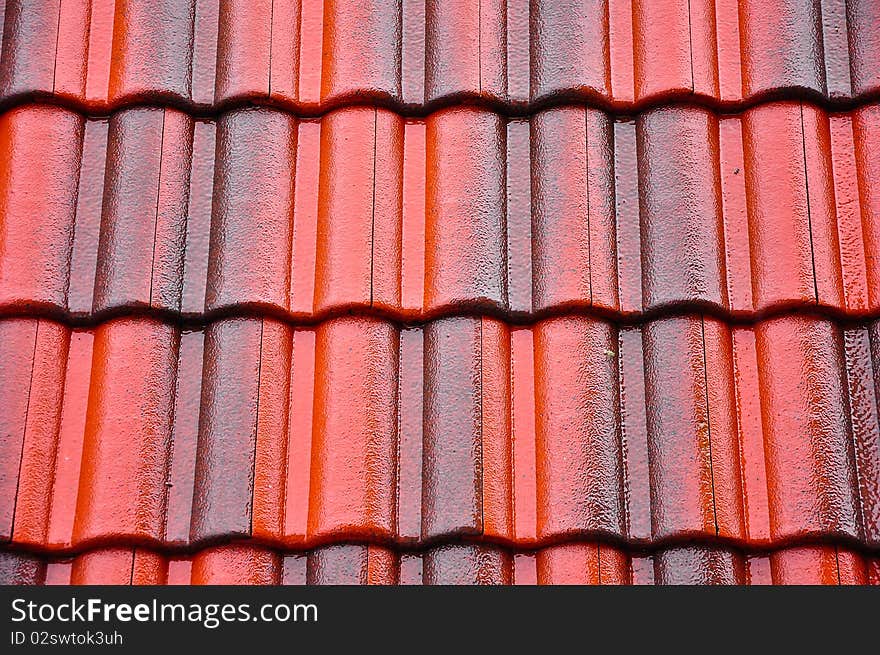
[3,313,879,552]
[190,318,261,543]
[309,317,399,541]
[425,108,507,313]
[3,544,878,585]
[206,108,296,314]
[422,317,483,540]
[637,106,726,310]
[73,318,178,547]
[0,105,81,312]
[0,0,878,113]
[3,102,880,322]
[533,317,624,540]
[3,0,880,587]
[758,316,861,542]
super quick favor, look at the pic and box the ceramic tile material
[1,0,879,585]
[1,544,878,585]
[1,314,879,555]
[2,102,880,321]
[0,0,878,113]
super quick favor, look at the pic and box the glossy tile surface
[1,543,878,585]
[1,102,879,322]
[0,0,877,113]
[1,314,879,553]
[1,0,879,585]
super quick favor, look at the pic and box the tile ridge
[4,531,880,561]
[3,300,880,333]
[0,88,878,122]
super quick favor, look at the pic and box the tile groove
[799,101,821,305]
[700,315,720,537]
[148,110,167,307]
[370,107,378,307]
[686,0,695,94]
[8,321,41,539]
[585,108,593,306]
[248,319,266,538]
[50,0,62,93]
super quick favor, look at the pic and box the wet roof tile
[1,314,878,555]
[1,102,879,322]
[1,0,879,585]
[2,543,879,585]
[0,0,878,114]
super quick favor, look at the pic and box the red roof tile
[1,101,880,322]
[1,1,879,585]
[1,313,879,555]
[2,543,879,585]
[0,0,878,113]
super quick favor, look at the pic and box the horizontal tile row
[1,543,878,585]
[2,313,879,551]
[0,0,878,114]
[2,101,880,322]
